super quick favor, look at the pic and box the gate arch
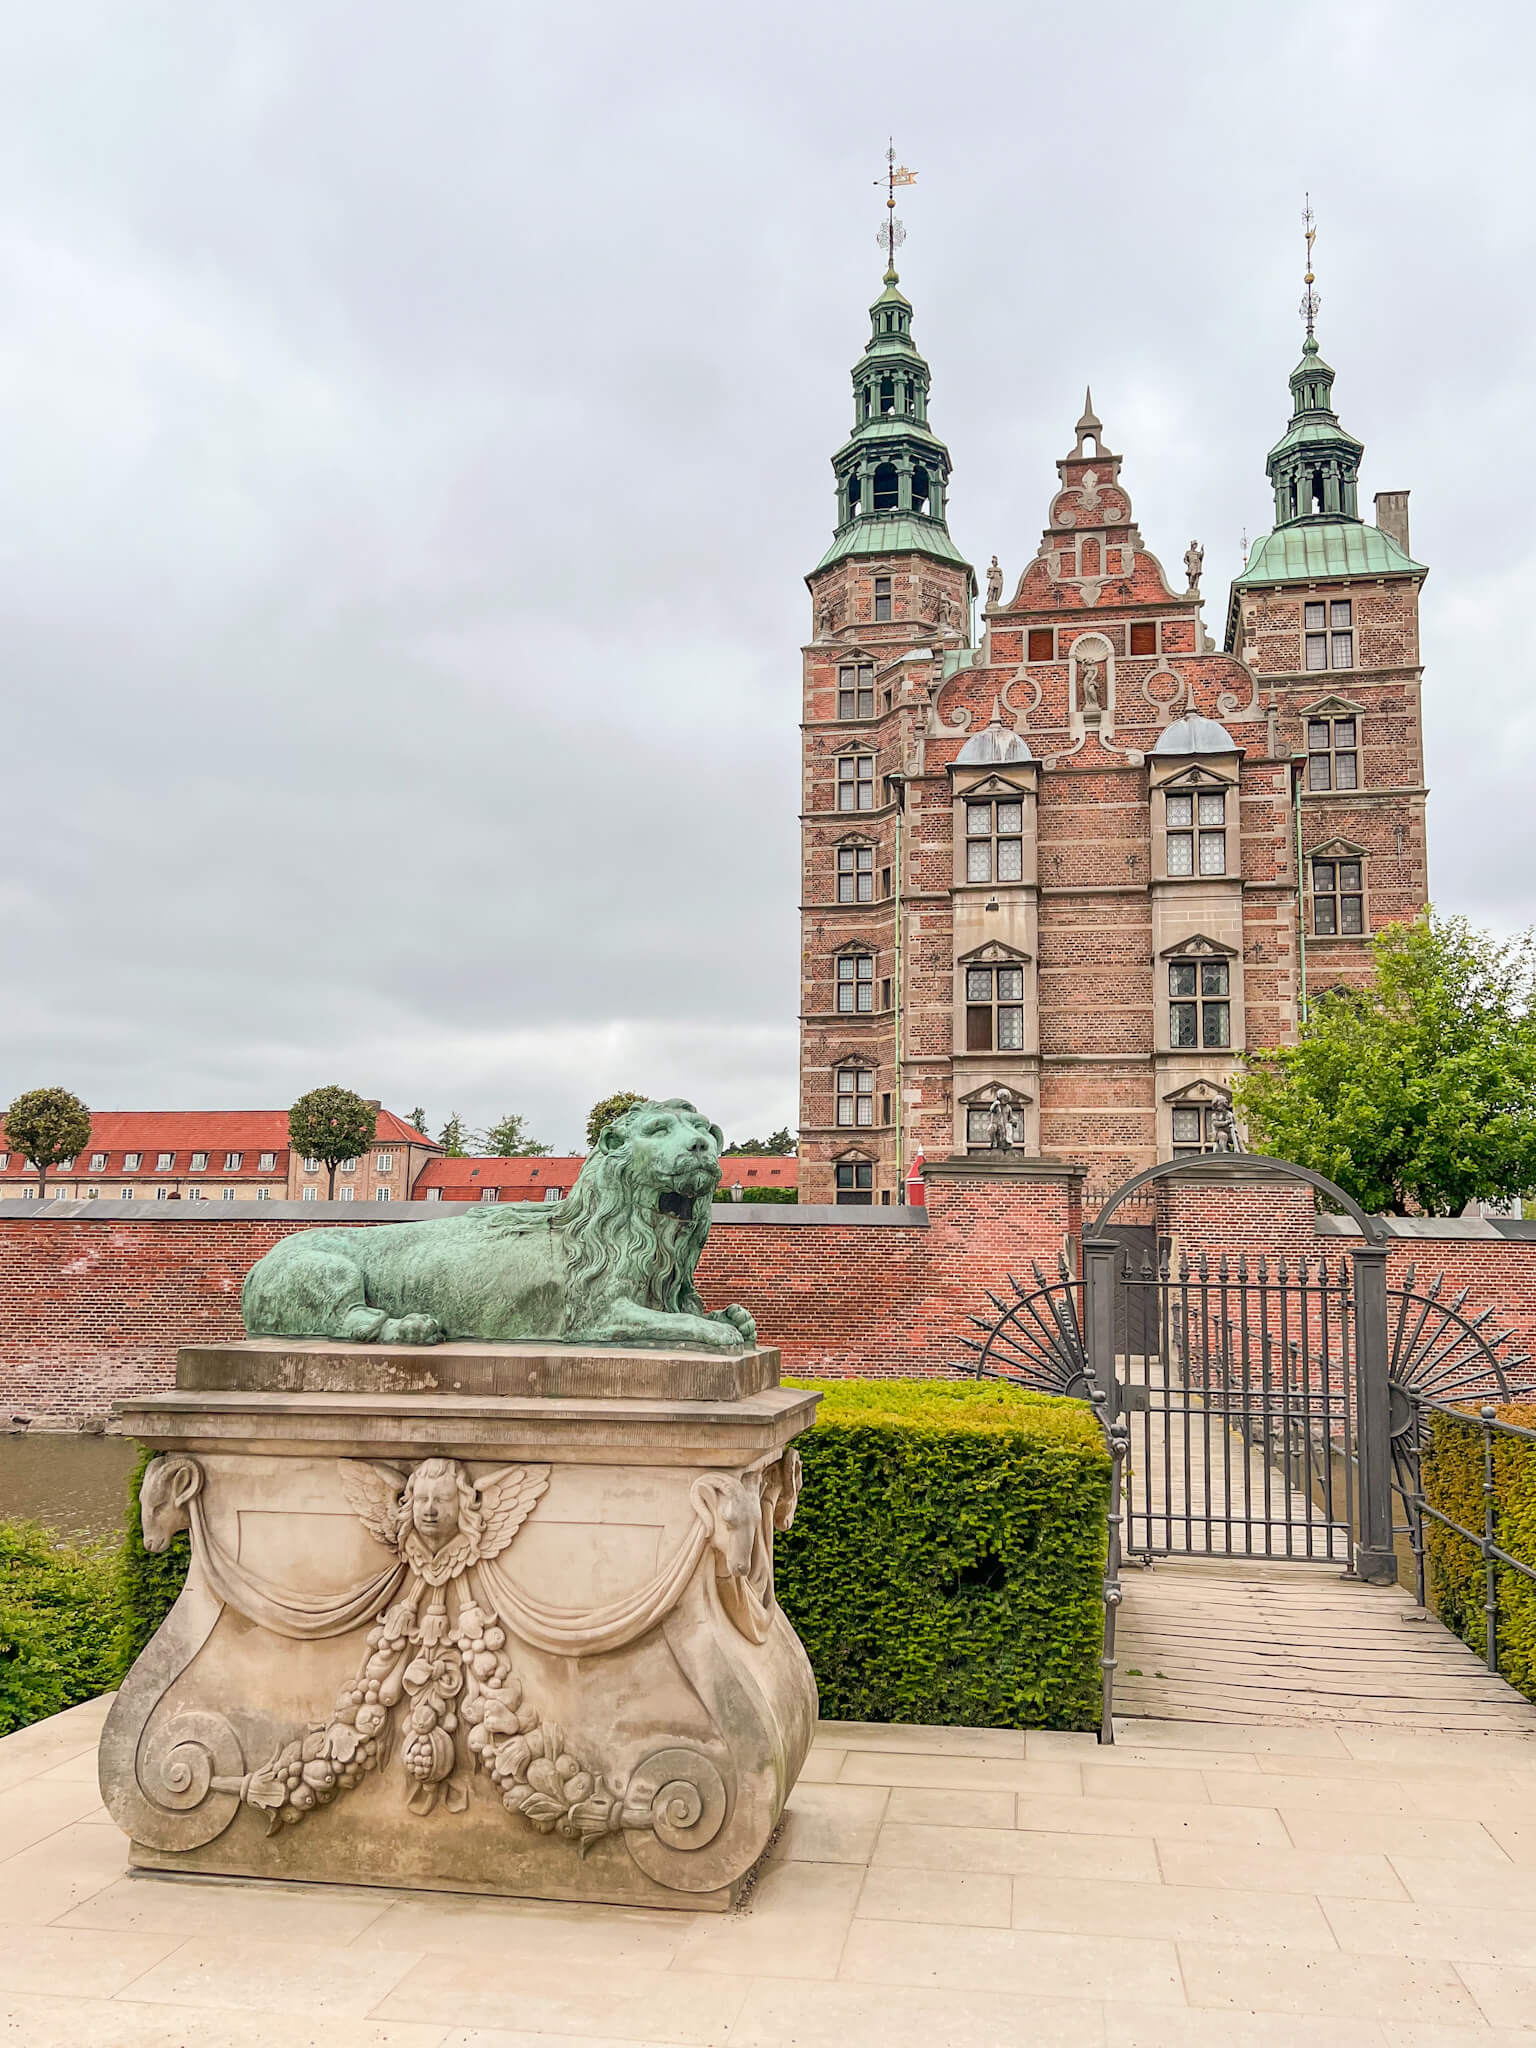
[1090,1152,1385,1247]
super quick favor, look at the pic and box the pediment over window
[951,771,1032,797]
[1306,836,1368,861]
[831,740,875,757]
[1162,1078,1233,1107]
[834,831,875,847]
[1299,693,1365,719]
[830,1052,875,1070]
[957,940,1033,966]
[831,1146,874,1163]
[1158,764,1236,790]
[834,941,874,956]
[1158,932,1238,961]
[958,1081,1036,1106]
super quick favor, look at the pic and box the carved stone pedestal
[100,1341,818,1912]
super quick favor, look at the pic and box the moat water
[0,1431,139,1542]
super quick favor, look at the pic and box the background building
[799,267,1428,1206]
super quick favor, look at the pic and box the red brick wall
[3,1174,1531,1425]
[0,1170,1080,1423]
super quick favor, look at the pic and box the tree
[1234,913,1536,1217]
[408,1107,429,1136]
[585,1091,647,1150]
[3,1087,91,1205]
[437,1113,470,1157]
[477,1113,551,1157]
[726,1127,797,1156]
[287,1085,378,1200]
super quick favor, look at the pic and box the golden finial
[1299,193,1320,341]
[874,140,918,278]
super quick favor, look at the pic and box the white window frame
[301,1186,318,1202]
[304,1157,320,1173]
[375,1153,394,1174]
[339,1157,357,1174]
[156,1153,174,1170]
[225,1152,242,1170]
[123,1152,140,1171]
[189,1152,208,1172]
[374,1187,391,1202]
[480,1187,498,1203]
[339,1186,355,1201]
[89,1152,107,1171]
[425,1188,442,1201]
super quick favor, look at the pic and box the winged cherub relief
[240,1457,635,1837]
[214,1451,800,1850]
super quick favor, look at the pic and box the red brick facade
[799,329,1428,1209]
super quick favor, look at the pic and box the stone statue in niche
[985,556,1004,607]
[241,1100,756,1353]
[815,597,839,639]
[1079,660,1104,718]
[1184,540,1204,590]
[938,592,959,633]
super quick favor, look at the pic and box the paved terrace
[9,1662,1536,2047]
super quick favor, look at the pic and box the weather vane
[1299,193,1320,340]
[875,141,917,275]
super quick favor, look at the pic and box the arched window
[872,464,899,514]
[1082,435,1097,456]
[848,472,862,518]
[1310,468,1326,514]
[879,377,895,416]
[911,467,930,514]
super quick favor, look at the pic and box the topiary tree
[287,1086,378,1200]
[3,1087,91,1204]
[585,1091,646,1150]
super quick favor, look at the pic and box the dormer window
[1166,789,1226,875]
[838,663,874,719]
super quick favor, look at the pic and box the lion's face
[600,1098,722,1214]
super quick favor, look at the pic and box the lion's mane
[551,1115,712,1331]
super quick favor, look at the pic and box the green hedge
[52,1386,1110,1739]
[714,1186,798,1204]
[0,1519,120,1736]
[777,1379,1109,1729]
[1421,1400,1536,1701]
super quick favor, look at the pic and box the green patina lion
[241,1098,757,1352]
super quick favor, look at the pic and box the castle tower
[798,261,975,1204]
[1226,218,1429,1000]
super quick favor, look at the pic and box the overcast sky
[1,2,1530,1152]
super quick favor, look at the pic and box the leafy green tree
[437,1113,470,1157]
[727,1127,797,1156]
[585,1091,647,1150]
[478,1113,551,1157]
[2,1087,92,1204]
[408,1107,429,1136]
[1235,913,1536,1216]
[287,1085,378,1199]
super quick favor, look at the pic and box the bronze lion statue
[241,1099,757,1352]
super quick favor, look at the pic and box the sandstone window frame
[1301,694,1364,792]
[1308,839,1369,939]
[837,661,875,720]
[1151,763,1239,885]
[835,750,876,813]
[835,949,875,1014]
[833,1064,875,1129]
[1168,954,1230,1050]
[949,770,1036,893]
[873,574,892,619]
[1304,597,1354,672]
[833,1152,874,1205]
[836,839,875,903]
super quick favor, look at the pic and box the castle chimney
[1374,490,1411,554]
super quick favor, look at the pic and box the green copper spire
[810,265,971,580]
[1265,334,1366,527]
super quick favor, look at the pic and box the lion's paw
[712,1305,758,1347]
[381,1314,445,1346]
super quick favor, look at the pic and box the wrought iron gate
[960,1156,1536,1736]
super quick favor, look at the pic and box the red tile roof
[413,1157,585,1199]
[719,1155,798,1187]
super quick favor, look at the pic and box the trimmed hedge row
[0,1519,120,1737]
[92,1381,1110,1739]
[1421,1400,1536,1702]
[778,1380,1109,1729]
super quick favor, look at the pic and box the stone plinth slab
[100,1344,818,1912]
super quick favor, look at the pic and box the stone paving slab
[10,1694,1536,2041]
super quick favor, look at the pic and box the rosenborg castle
[797,261,1428,1207]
